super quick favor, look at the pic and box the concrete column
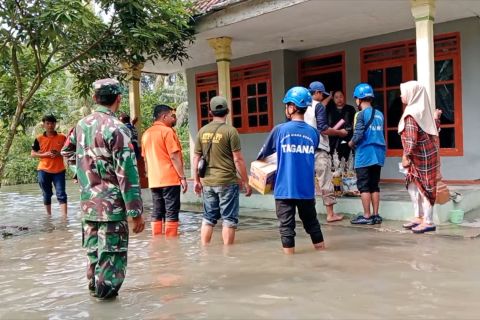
[411,0,436,110]
[208,37,232,124]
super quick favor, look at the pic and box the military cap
[93,78,123,95]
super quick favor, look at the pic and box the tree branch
[14,0,43,77]
[42,44,61,70]
[44,15,117,78]
[11,46,24,104]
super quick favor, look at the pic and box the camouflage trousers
[82,220,129,299]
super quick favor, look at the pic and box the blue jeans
[202,184,239,228]
[38,170,67,205]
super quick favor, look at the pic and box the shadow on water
[2,182,480,319]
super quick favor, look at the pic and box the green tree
[0,0,194,186]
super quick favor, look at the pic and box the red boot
[165,221,179,237]
[151,221,163,236]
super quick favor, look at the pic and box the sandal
[402,221,420,229]
[412,224,436,234]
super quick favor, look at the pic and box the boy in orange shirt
[31,114,67,215]
[142,105,187,236]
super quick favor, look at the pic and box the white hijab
[398,81,438,136]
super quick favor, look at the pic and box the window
[361,33,462,156]
[196,72,218,128]
[298,52,345,98]
[195,62,273,133]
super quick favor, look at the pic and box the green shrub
[2,134,39,185]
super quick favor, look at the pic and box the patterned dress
[400,115,440,205]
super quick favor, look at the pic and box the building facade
[145,0,480,182]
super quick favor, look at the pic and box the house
[141,0,480,182]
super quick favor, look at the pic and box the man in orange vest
[31,114,68,215]
[142,104,187,237]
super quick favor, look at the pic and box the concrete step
[142,182,480,224]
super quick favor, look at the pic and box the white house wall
[186,17,480,181]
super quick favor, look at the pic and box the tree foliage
[0,0,195,186]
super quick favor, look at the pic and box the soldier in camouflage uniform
[61,78,145,299]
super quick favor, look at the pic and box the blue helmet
[353,83,375,99]
[282,86,312,109]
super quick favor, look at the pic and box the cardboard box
[248,154,277,194]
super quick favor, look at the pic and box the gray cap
[209,96,228,112]
[93,78,123,95]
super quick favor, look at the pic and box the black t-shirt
[326,104,357,149]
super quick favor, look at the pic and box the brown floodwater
[1,182,479,319]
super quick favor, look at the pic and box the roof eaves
[193,0,247,17]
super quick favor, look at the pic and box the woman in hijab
[398,81,442,234]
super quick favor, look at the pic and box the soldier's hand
[132,215,145,233]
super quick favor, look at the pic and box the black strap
[202,123,224,161]
[364,108,376,129]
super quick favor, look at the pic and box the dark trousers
[37,170,67,205]
[275,199,324,248]
[151,186,181,222]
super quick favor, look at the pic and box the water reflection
[1,183,480,319]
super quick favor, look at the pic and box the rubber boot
[151,221,163,236]
[165,221,179,237]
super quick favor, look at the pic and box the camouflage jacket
[61,105,143,222]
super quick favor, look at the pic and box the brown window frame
[195,62,273,134]
[361,32,463,157]
[298,51,346,95]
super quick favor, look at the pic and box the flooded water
[1,182,480,319]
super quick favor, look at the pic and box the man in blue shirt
[257,86,325,254]
[348,83,386,225]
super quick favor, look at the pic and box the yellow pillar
[411,0,436,110]
[122,62,144,136]
[208,37,233,124]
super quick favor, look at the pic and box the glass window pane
[201,104,209,118]
[233,117,242,128]
[247,84,256,96]
[248,98,257,113]
[258,96,268,112]
[373,91,385,114]
[435,84,454,124]
[200,91,208,103]
[386,66,402,87]
[259,114,269,126]
[387,130,402,149]
[315,71,343,93]
[232,86,241,98]
[439,127,455,148]
[435,59,453,81]
[248,115,258,127]
[232,100,241,115]
[258,82,267,95]
[368,69,383,88]
[301,55,342,69]
[208,90,216,98]
[386,89,403,128]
